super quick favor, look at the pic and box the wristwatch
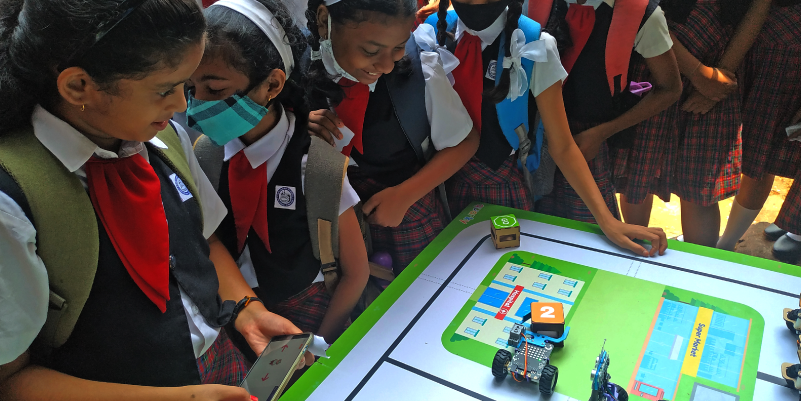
[231,296,264,324]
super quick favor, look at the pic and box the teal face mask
[186,93,269,146]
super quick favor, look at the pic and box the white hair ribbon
[413,24,461,77]
[210,0,295,74]
[502,29,548,101]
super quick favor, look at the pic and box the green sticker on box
[492,214,518,229]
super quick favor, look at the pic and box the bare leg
[680,198,721,247]
[736,174,774,210]
[620,194,654,227]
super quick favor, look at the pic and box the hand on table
[573,125,609,161]
[308,109,343,146]
[681,90,718,115]
[178,385,252,401]
[598,218,668,257]
[689,65,737,102]
[363,186,413,228]
[235,304,315,369]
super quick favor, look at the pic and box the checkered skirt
[537,121,620,223]
[740,5,801,180]
[446,156,534,215]
[196,327,249,385]
[668,1,742,206]
[348,168,448,273]
[271,282,331,333]
[775,170,801,234]
[610,57,676,204]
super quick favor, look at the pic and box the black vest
[562,1,658,125]
[44,148,231,386]
[217,125,320,305]
[351,39,433,188]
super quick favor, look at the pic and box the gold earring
[80,104,85,112]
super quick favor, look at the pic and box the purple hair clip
[629,81,653,97]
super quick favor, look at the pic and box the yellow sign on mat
[680,307,714,377]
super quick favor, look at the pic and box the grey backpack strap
[192,135,225,192]
[515,121,536,198]
[305,136,349,294]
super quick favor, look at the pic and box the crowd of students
[0,0,798,398]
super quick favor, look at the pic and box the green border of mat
[282,203,801,400]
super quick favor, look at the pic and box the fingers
[310,110,344,140]
[619,235,650,257]
[308,123,336,146]
[362,196,378,218]
[305,351,315,367]
[652,227,668,255]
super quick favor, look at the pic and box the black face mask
[452,0,513,32]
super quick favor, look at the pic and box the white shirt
[223,107,361,288]
[332,47,474,155]
[564,0,674,58]
[0,106,227,364]
[455,9,568,97]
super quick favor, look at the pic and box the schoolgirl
[639,0,770,247]
[186,0,369,343]
[0,0,307,399]
[427,0,668,256]
[717,2,801,253]
[534,0,682,225]
[304,0,481,272]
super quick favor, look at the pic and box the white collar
[330,76,379,92]
[32,105,165,172]
[455,8,508,50]
[565,0,609,10]
[223,105,295,168]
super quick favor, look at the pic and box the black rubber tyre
[539,364,558,395]
[492,349,512,379]
[552,339,565,348]
[615,384,629,401]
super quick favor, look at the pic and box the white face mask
[311,15,360,83]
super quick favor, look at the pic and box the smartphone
[240,333,313,401]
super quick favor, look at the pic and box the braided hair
[542,0,571,53]
[436,0,525,104]
[204,0,309,129]
[304,0,417,111]
[0,0,205,133]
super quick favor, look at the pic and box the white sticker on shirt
[485,60,497,81]
[169,173,193,202]
[274,186,296,210]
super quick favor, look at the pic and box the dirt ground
[634,176,797,265]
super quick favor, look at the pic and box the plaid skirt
[669,1,742,206]
[348,168,448,273]
[196,328,249,385]
[740,5,801,180]
[446,156,534,215]
[610,57,676,204]
[271,282,331,334]
[538,121,620,223]
[775,172,801,234]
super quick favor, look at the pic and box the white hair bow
[502,29,548,101]
[413,24,461,81]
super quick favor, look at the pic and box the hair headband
[210,0,295,74]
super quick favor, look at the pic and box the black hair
[304,0,417,110]
[436,0,524,104]
[204,0,309,128]
[542,0,571,54]
[0,0,205,133]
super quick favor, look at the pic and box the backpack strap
[192,134,225,192]
[305,136,349,294]
[606,0,651,96]
[0,128,99,351]
[151,123,203,223]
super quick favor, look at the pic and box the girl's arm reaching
[316,207,370,343]
[536,82,668,257]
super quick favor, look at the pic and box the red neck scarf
[334,79,370,156]
[228,151,271,254]
[451,32,485,133]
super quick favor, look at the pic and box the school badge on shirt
[485,60,497,81]
[169,173,193,202]
[274,186,296,210]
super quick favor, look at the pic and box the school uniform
[430,9,567,215]
[668,0,743,206]
[0,106,247,385]
[776,170,801,235]
[538,0,673,222]
[215,106,360,333]
[740,4,801,181]
[327,38,473,272]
